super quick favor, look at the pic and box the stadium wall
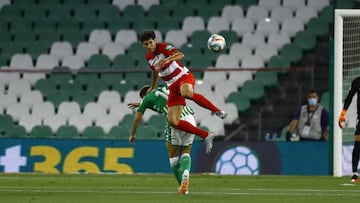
[0,139,330,175]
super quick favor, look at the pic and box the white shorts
[165,114,195,146]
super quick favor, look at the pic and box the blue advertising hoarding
[0,138,330,175]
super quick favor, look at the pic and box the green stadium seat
[47,7,72,21]
[4,125,27,138]
[87,54,111,69]
[0,42,24,59]
[218,30,239,46]
[33,19,57,33]
[101,72,124,85]
[208,0,232,8]
[82,126,106,139]
[73,6,98,21]
[189,30,211,49]
[196,5,221,22]
[61,31,86,48]
[121,114,135,127]
[279,44,303,64]
[60,80,85,98]
[147,5,171,21]
[188,54,214,69]
[319,5,334,24]
[86,80,110,98]
[0,55,8,66]
[57,19,81,33]
[30,125,54,138]
[0,114,14,136]
[136,125,159,140]
[56,125,79,139]
[171,5,195,22]
[62,0,85,5]
[112,55,136,69]
[0,32,12,43]
[46,92,70,108]
[293,31,316,51]
[13,32,37,45]
[136,58,150,70]
[23,6,47,21]
[75,71,100,85]
[127,43,146,60]
[122,5,146,22]
[9,19,33,33]
[98,5,121,21]
[156,17,181,34]
[37,0,61,7]
[132,18,157,34]
[13,0,37,6]
[112,81,135,96]
[0,21,9,32]
[0,5,22,22]
[267,55,291,69]
[37,31,62,44]
[34,78,58,98]
[226,91,251,114]
[108,126,130,140]
[48,70,73,86]
[81,19,106,35]
[241,79,265,101]
[147,114,166,135]
[234,0,258,10]
[254,71,278,88]
[106,17,131,35]
[72,92,96,109]
[306,17,330,37]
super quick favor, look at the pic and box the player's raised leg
[181,83,227,119]
[168,105,217,153]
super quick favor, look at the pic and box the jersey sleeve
[158,43,177,56]
[137,98,150,113]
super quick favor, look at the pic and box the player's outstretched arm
[129,112,144,144]
[127,102,140,109]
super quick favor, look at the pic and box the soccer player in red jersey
[139,30,227,153]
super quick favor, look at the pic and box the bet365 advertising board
[0,138,331,175]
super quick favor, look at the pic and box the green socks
[180,153,191,179]
[169,153,192,185]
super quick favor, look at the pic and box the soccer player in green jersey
[128,85,195,195]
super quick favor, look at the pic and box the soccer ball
[215,146,259,175]
[207,34,226,52]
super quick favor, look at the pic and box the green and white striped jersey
[137,86,194,118]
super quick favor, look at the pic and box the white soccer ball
[207,34,226,52]
[215,146,259,175]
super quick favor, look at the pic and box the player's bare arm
[127,102,140,109]
[129,112,144,144]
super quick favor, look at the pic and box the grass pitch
[0,173,358,203]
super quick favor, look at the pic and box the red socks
[176,120,208,139]
[192,93,220,113]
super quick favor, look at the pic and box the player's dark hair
[139,85,151,98]
[140,30,156,42]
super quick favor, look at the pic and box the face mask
[308,98,317,106]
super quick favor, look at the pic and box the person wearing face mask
[286,90,329,141]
